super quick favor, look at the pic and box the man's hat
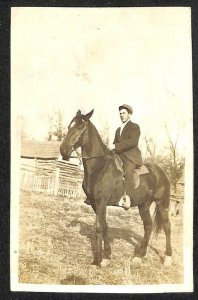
[119,104,133,114]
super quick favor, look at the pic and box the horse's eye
[77,124,84,129]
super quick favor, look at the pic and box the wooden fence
[20,159,85,199]
[169,183,184,217]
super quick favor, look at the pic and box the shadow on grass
[79,220,140,245]
[71,220,162,259]
[76,220,164,263]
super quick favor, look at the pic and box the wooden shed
[20,141,84,198]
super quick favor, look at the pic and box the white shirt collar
[120,118,130,135]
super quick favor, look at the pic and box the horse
[60,109,172,267]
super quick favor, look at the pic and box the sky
[11,7,192,155]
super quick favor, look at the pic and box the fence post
[54,167,60,196]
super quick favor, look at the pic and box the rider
[112,104,142,191]
[84,104,142,206]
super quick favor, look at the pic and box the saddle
[114,154,149,189]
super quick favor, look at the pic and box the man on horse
[112,104,142,191]
[60,108,172,266]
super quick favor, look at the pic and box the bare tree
[48,109,63,141]
[163,126,185,193]
[142,135,165,165]
[48,114,53,141]
[144,136,156,161]
[20,116,29,142]
[142,131,184,193]
[100,121,110,148]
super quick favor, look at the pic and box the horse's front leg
[101,207,111,267]
[82,179,92,205]
[91,203,106,267]
[133,203,152,262]
[95,208,103,267]
[103,214,111,259]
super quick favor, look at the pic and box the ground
[18,191,183,285]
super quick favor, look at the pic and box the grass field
[18,191,183,285]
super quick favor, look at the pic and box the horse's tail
[150,164,171,236]
[153,204,163,236]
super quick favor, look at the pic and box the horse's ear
[82,109,94,121]
[76,110,81,116]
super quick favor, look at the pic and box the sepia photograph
[11,7,193,293]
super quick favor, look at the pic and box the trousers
[118,153,136,191]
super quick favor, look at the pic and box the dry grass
[18,191,183,285]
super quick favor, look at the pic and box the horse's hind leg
[134,202,152,260]
[157,203,172,266]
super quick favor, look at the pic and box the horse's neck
[82,121,107,173]
[82,121,107,157]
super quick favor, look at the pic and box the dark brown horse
[60,110,172,267]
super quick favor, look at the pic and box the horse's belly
[107,183,124,206]
[129,183,152,206]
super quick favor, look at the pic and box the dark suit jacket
[113,121,142,166]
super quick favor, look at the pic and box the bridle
[66,120,111,160]
[69,121,88,153]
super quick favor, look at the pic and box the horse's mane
[88,120,108,152]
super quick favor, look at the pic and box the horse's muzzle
[60,146,70,161]
[62,155,70,161]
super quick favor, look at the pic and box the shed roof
[21,141,61,159]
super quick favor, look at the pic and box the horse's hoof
[84,198,91,205]
[132,257,142,265]
[163,255,172,267]
[90,265,99,270]
[91,260,103,268]
[101,259,111,268]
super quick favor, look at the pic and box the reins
[69,152,111,160]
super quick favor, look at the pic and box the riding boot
[120,174,131,210]
[121,194,131,210]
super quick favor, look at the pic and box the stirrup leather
[133,171,140,189]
